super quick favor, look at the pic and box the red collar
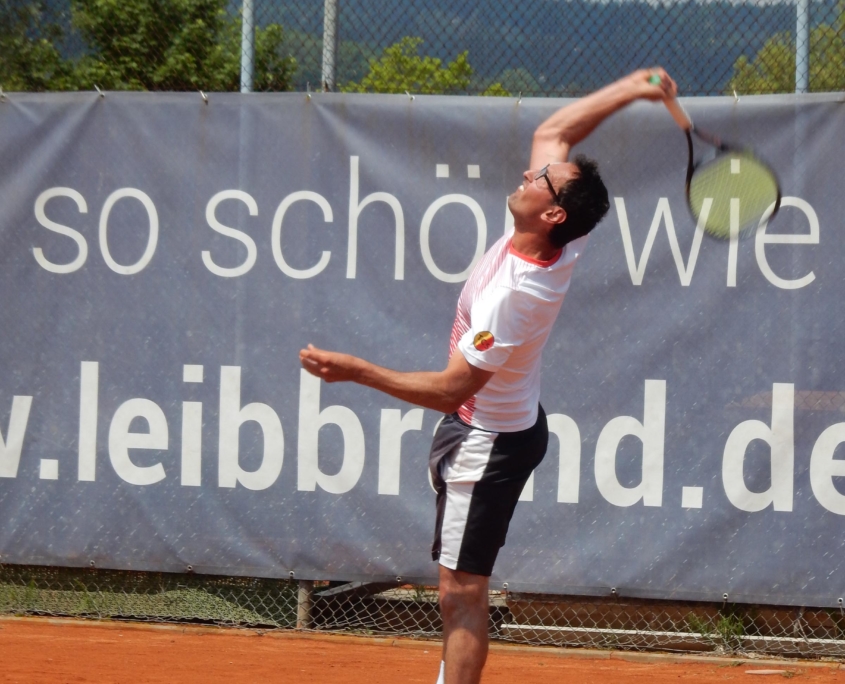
[508,241,563,267]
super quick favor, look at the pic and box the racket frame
[664,97,782,238]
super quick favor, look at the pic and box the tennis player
[300,68,677,684]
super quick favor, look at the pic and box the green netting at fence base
[2,564,845,660]
[0,564,297,628]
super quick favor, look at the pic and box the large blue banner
[0,92,843,606]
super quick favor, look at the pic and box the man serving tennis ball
[300,68,677,684]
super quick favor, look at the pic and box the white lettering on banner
[108,398,168,485]
[810,423,845,515]
[615,196,819,289]
[39,459,58,480]
[218,366,284,490]
[14,361,845,517]
[272,191,333,279]
[181,402,202,486]
[347,156,405,280]
[519,470,535,501]
[33,188,89,274]
[755,197,819,290]
[722,383,794,512]
[27,185,820,290]
[202,191,259,277]
[297,370,365,494]
[420,194,487,283]
[518,413,581,503]
[78,361,99,481]
[181,364,203,486]
[595,379,666,507]
[0,396,33,478]
[615,198,706,287]
[99,188,159,275]
[551,413,582,504]
[727,199,740,287]
[378,408,424,495]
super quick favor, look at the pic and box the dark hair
[548,154,610,248]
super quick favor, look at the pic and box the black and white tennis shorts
[429,405,549,577]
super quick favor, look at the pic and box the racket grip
[663,97,692,131]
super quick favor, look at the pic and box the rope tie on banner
[199,91,208,105]
[94,85,104,98]
[517,91,522,105]
[733,89,740,103]
[405,90,414,101]
[838,598,844,616]
[722,593,729,608]
[0,87,6,101]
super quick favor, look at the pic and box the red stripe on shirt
[448,237,512,423]
[448,237,511,359]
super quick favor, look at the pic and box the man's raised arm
[529,68,677,169]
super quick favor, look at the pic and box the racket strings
[688,152,779,239]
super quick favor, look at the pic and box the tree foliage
[728,1,845,93]
[480,82,511,97]
[0,0,296,91]
[71,0,296,91]
[495,68,542,96]
[343,37,471,94]
[0,1,74,90]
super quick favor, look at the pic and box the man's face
[507,162,577,225]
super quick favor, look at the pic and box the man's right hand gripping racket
[650,74,782,240]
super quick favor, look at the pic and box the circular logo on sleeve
[473,331,495,351]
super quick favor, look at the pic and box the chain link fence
[2,0,844,94]
[3,564,844,658]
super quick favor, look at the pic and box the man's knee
[439,567,489,619]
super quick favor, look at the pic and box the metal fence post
[240,0,255,93]
[321,0,339,91]
[795,0,810,93]
[297,580,314,629]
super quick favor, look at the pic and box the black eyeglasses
[534,165,561,203]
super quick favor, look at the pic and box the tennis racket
[650,75,781,240]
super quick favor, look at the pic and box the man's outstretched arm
[299,344,494,415]
[530,68,677,169]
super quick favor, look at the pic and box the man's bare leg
[439,565,490,684]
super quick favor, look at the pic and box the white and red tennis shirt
[450,231,588,432]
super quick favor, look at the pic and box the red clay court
[1,617,843,683]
